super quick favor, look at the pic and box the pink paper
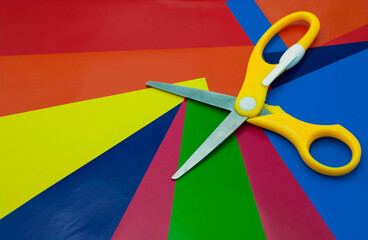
[236,125,335,240]
[111,101,187,240]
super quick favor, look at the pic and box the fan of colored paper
[0,0,367,239]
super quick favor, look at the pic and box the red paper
[111,101,187,240]
[322,24,368,46]
[0,0,251,56]
[236,125,335,240]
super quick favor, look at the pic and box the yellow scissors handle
[235,12,320,117]
[248,105,361,176]
[254,11,320,52]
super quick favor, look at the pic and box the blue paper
[265,49,368,239]
[226,0,287,53]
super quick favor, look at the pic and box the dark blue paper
[0,105,180,240]
[265,41,368,88]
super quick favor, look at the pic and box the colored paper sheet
[236,125,335,240]
[0,46,252,117]
[264,49,368,239]
[112,101,187,240]
[255,0,368,47]
[226,0,286,53]
[0,105,179,240]
[0,78,207,219]
[0,0,251,56]
[264,41,368,88]
[323,24,368,46]
[168,100,265,240]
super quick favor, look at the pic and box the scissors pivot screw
[239,97,257,111]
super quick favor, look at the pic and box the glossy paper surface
[0,47,252,117]
[265,49,368,240]
[1,0,367,238]
[168,100,266,240]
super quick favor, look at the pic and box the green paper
[168,100,265,239]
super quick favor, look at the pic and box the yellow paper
[0,78,208,219]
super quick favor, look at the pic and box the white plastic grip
[262,44,305,87]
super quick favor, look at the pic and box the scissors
[146,11,361,179]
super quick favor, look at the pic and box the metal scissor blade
[172,111,247,179]
[147,81,236,111]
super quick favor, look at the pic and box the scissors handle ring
[248,105,361,176]
[256,11,320,54]
[235,12,320,118]
[299,124,361,176]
